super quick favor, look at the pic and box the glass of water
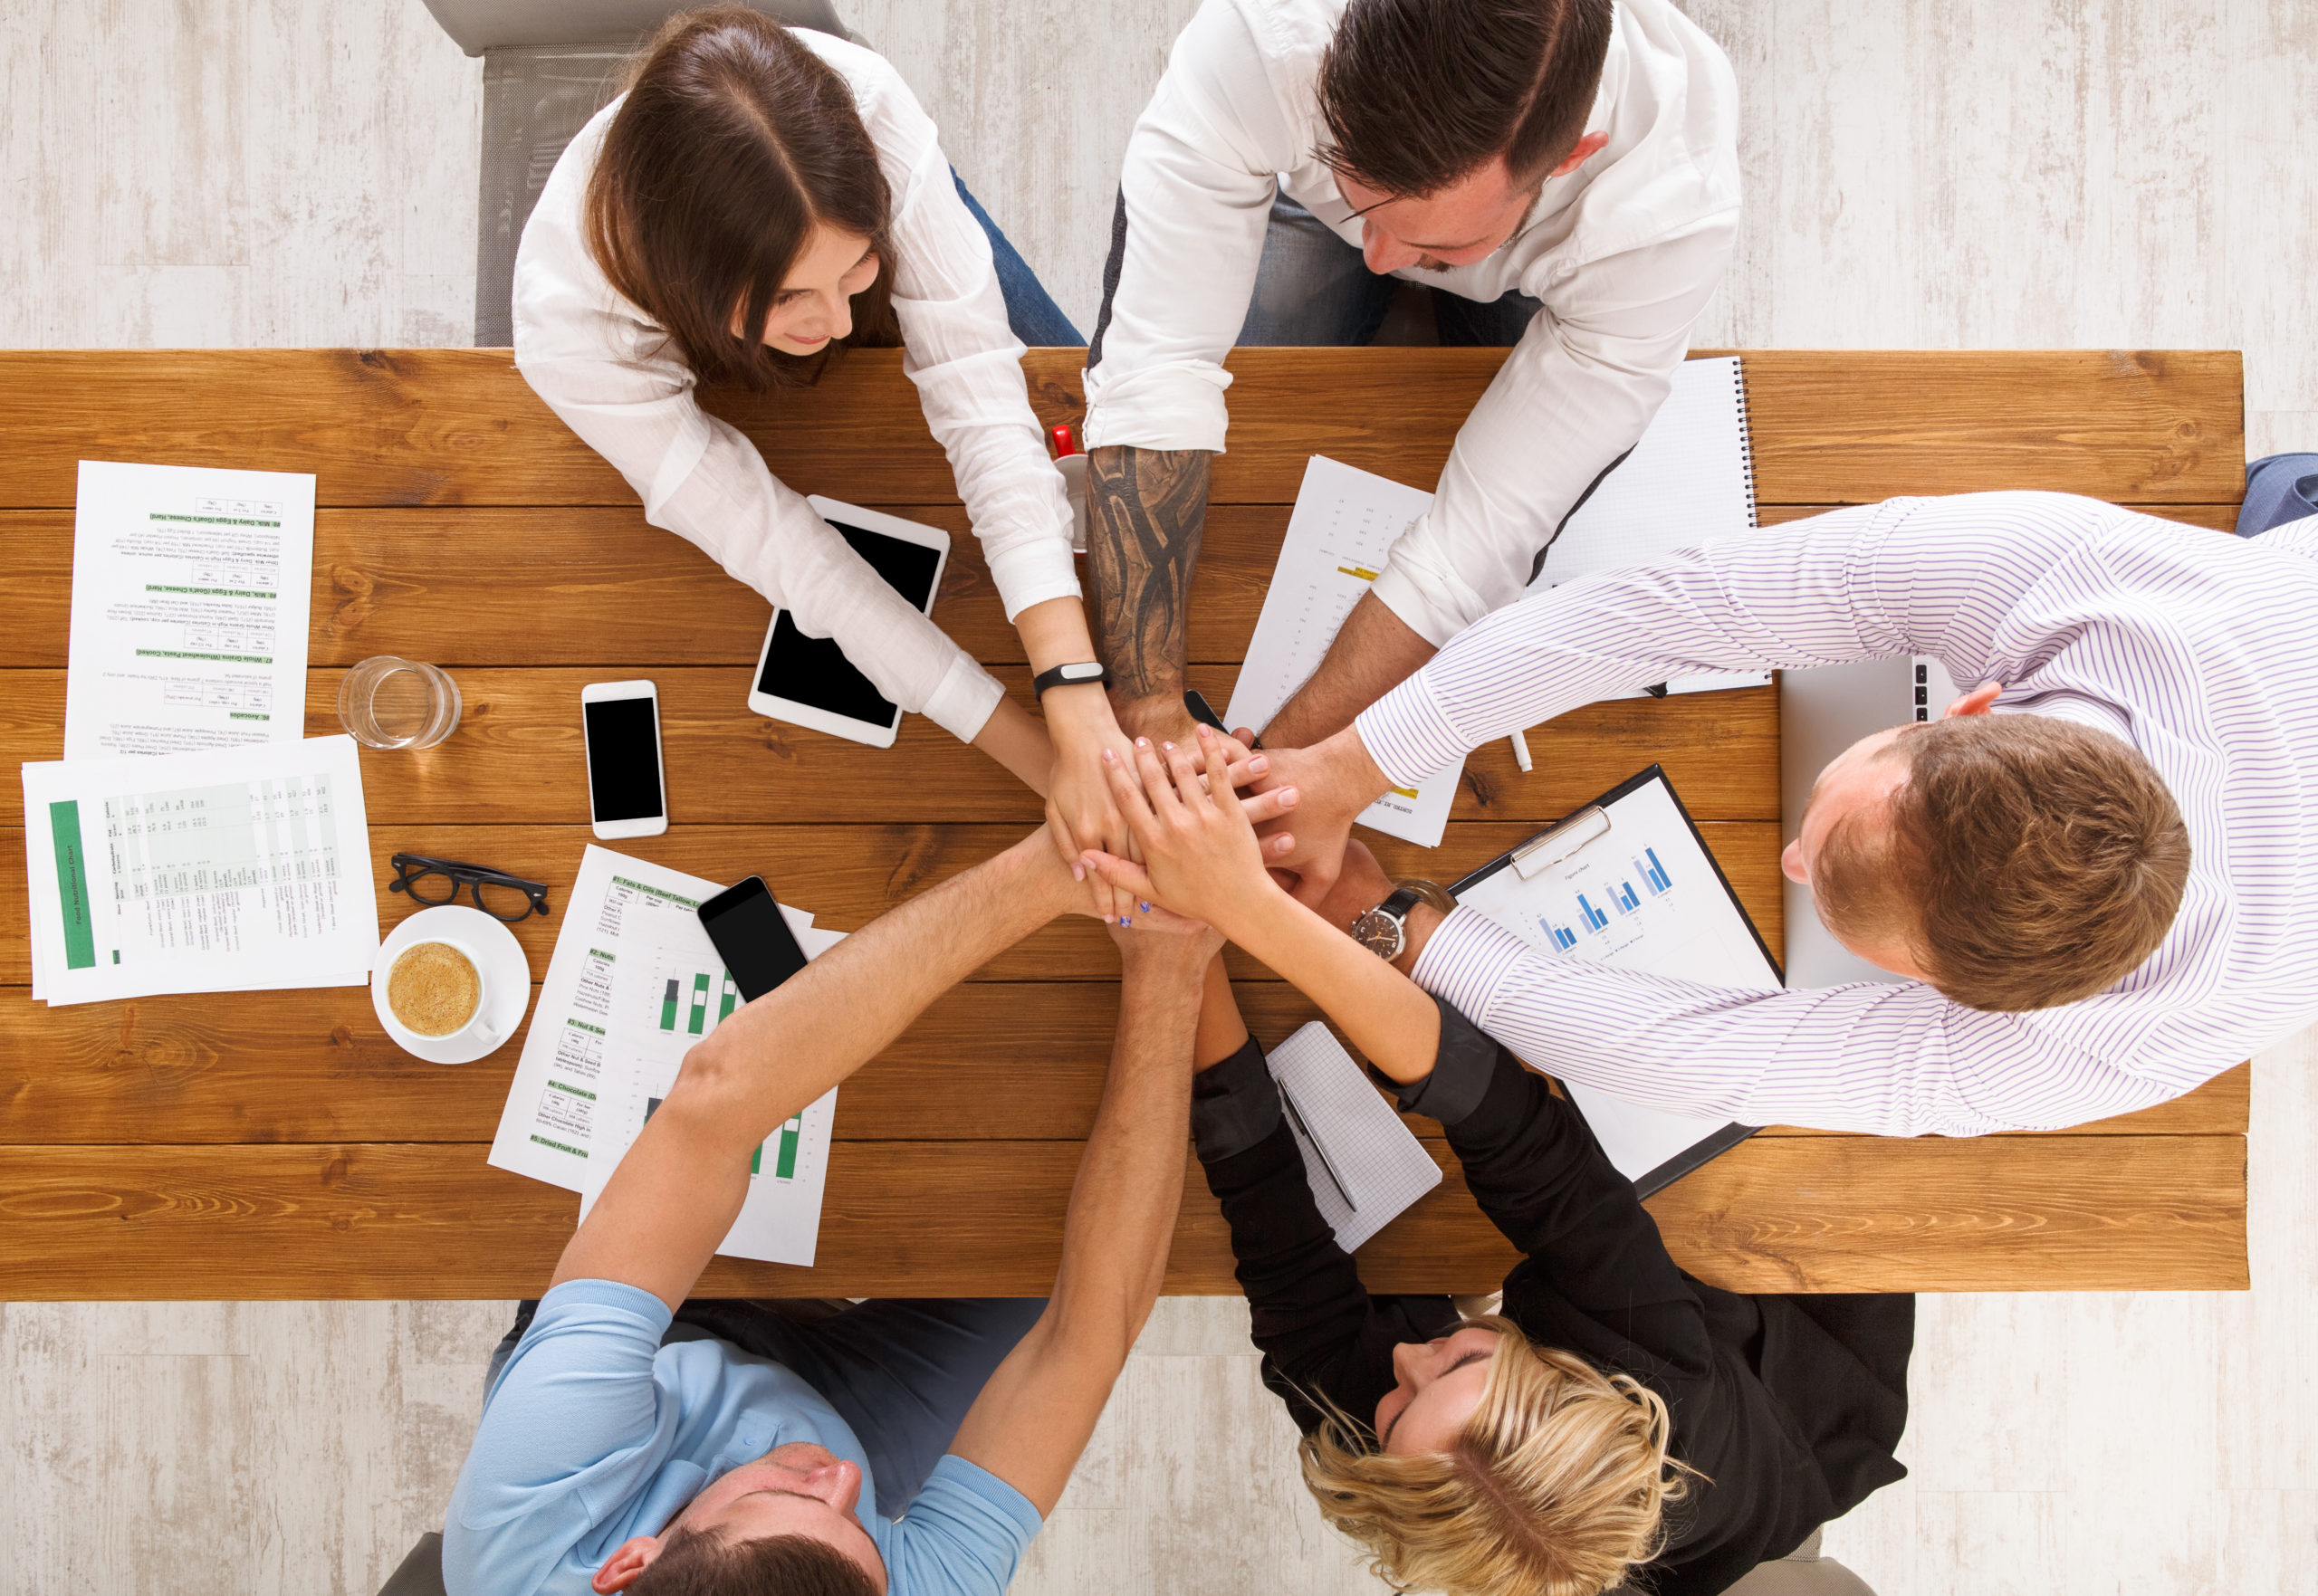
[338,656,462,750]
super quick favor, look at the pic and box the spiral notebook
[1528,355,1770,699]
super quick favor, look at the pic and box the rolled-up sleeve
[1080,0,1289,454]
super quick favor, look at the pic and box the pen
[1279,1082,1356,1212]
[1509,730,1532,772]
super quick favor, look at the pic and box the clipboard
[1450,764,1779,1196]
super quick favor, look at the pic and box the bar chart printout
[1451,771,1779,1186]
[491,844,843,1266]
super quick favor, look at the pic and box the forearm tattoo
[1085,447,1212,702]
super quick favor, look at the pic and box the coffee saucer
[372,904,533,1066]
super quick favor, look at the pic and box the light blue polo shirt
[444,1280,1043,1596]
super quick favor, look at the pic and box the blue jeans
[954,171,1084,347]
[1236,194,1540,347]
[491,1295,1047,1513]
[2239,454,2318,539]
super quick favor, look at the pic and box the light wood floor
[2,2,2313,1591]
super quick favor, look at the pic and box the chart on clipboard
[1450,765,1780,1194]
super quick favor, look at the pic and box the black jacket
[1191,999,1911,1596]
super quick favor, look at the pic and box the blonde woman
[1087,731,1911,1596]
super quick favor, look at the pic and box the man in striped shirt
[1258,491,2318,1136]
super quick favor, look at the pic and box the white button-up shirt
[1356,492,2318,1136]
[513,32,1078,742]
[1083,0,1741,645]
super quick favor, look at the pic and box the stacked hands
[1068,722,1394,945]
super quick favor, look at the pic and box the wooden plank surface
[0,497,2246,671]
[0,349,2246,509]
[0,1132,2246,1301]
[0,668,1785,828]
[0,820,1786,988]
[0,346,2249,1300]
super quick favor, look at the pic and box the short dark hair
[1315,0,1616,200]
[629,1525,879,1596]
[1815,715,2192,1012]
[584,5,899,391]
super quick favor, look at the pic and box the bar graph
[716,971,739,1023]
[1638,848,1672,894]
[1612,879,1641,914]
[1576,893,1609,932]
[1544,920,1578,951]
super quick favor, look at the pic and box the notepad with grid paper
[1267,1021,1443,1253]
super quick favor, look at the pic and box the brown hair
[1316,0,1615,199]
[1298,1317,1690,1596]
[630,1525,878,1596]
[1815,715,2192,1011]
[584,5,899,390]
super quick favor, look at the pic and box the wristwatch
[1351,879,1455,961]
[1032,661,1112,697]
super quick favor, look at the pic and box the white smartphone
[747,497,951,749]
[580,679,669,839]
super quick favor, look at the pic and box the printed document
[64,462,316,760]
[1453,771,1777,1185]
[491,846,844,1266]
[21,735,378,1007]
[1226,458,1462,846]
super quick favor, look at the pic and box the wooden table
[0,348,2251,1299]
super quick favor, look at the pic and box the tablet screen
[756,520,942,728]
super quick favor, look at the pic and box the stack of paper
[490,846,846,1267]
[1267,1022,1442,1253]
[20,735,379,1006]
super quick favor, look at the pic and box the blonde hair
[1298,1317,1691,1596]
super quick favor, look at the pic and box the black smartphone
[697,875,810,1003]
[1183,688,1259,749]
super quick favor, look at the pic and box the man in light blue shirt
[445,824,1231,1596]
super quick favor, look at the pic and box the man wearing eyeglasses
[1081,0,1739,750]
[441,830,1224,1596]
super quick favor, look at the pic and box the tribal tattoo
[1085,445,1213,707]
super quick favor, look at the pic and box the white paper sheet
[491,846,845,1266]
[1453,774,1779,1184]
[1224,457,1462,846]
[64,461,316,760]
[1266,1021,1442,1253]
[1526,358,1772,701]
[20,735,378,1007]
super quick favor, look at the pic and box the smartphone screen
[756,520,942,727]
[698,875,810,1003]
[583,695,665,823]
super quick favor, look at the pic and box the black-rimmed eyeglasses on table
[388,853,552,922]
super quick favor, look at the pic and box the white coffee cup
[385,936,504,1049]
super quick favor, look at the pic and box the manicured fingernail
[1161,741,1173,750]
[1140,901,1153,912]
[1250,756,1269,775]
[1072,864,1085,880]
[1101,748,1116,763]
[1120,916,1133,927]
[1135,737,1150,748]
[1279,786,1298,805]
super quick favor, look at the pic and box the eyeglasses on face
[388,853,551,922]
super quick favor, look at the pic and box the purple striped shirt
[1356,492,2318,1135]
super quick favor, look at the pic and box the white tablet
[747,498,952,749]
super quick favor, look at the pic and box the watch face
[1351,907,1403,959]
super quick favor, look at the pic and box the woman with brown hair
[514,6,1133,903]
[1086,730,1913,1596]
